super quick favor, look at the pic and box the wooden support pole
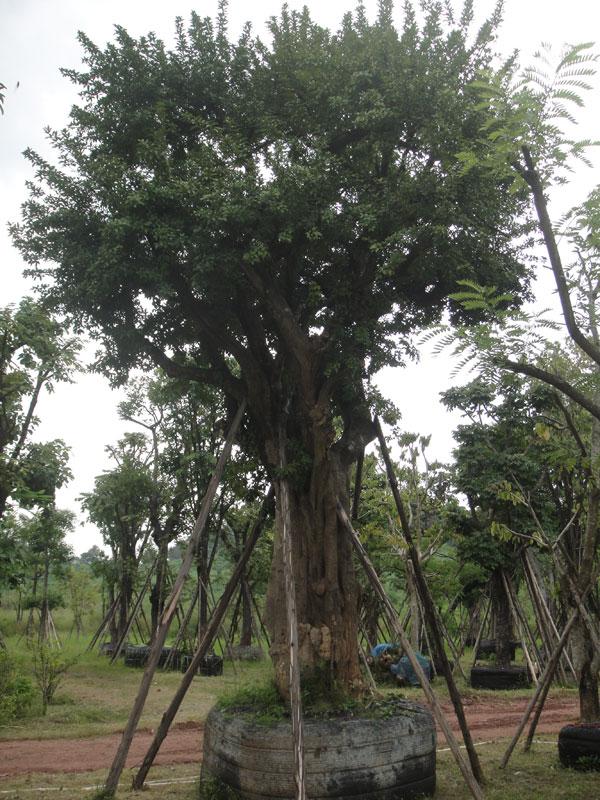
[375,417,485,785]
[500,606,581,768]
[501,571,538,685]
[101,401,246,799]
[132,487,273,790]
[338,504,484,800]
[278,426,306,800]
[87,593,121,652]
[163,591,198,671]
[471,596,491,669]
[111,558,158,663]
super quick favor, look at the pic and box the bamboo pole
[525,550,577,681]
[500,606,581,768]
[132,487,273,790]
[501,571,538,685]
[471,595,491,669]
[100,401,246,799]
[278,427,306,800]
[338,503,484,800]
[375,417,484,785]
[87,593,120,652]
[110,557,158,663]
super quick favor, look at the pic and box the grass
[0,631,272,740]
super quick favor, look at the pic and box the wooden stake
[501,571,538,685]
[132,487,273,790]
[278,428,306,800]
[375,417,484,785]
[101,401,246,798]
[500,606,580,768]
[110,557,158,663]
[338,504,484,800]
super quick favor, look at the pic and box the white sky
[1,0,599,553]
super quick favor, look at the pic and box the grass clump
[218,680,286,725]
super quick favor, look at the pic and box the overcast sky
[2,0,599,554]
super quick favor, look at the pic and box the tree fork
[374,416,484,785]
[100,401,246,799]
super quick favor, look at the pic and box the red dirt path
[0,695,579,778]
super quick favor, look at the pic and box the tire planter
[124,644,150,667]
[201,700,436,799]
[181,653,224,676]
[558,723,600,770]
[470,664,531,690]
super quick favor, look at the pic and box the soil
[0,694,579,778]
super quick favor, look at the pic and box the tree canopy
[13,1,532,466]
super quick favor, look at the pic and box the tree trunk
[151,537,169,635]
[407,563,420,650]
[265,436,362,698]
[39,554,50,642]
[571,619,600,721]
[491,568,513,667]
[239,575,253,647]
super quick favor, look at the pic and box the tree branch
[502,358,600,421]
[519,146,600,368]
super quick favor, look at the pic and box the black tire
[201,700,436,799]
[470,665,530,690]
[124,644,150,667]
[559,723,600,770]
[180,653,224,676]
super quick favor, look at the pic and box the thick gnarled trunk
[265,437,362,699]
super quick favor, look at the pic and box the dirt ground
[0,694,579,779]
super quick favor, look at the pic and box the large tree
[12,2,531,695]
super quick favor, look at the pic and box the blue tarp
[370,643,431,686]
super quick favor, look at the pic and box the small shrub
[30,643,77,714]
[0,650,36,724]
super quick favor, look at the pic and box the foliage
[0,298,79,519]
[0,650,36,725]
[11,3,533,463]
[30,642,77,714]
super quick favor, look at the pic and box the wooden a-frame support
[375,416,485,786]
[129,430,483,800]
[99,400,246,799]
[132,486,274,789]
[338,504,484,800]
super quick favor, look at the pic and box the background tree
[12,2,533,695]
[0,299,78,519]
[81,434,155,644]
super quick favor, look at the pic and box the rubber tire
[558,723,600,770]
[470,665,531,690]
[124,644,150,667]
[201,700,436,799]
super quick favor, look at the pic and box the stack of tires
[180,652,224,676]
[201,699,436,799]
[124,644,150,667]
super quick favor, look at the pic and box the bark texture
[266,437,362,698]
